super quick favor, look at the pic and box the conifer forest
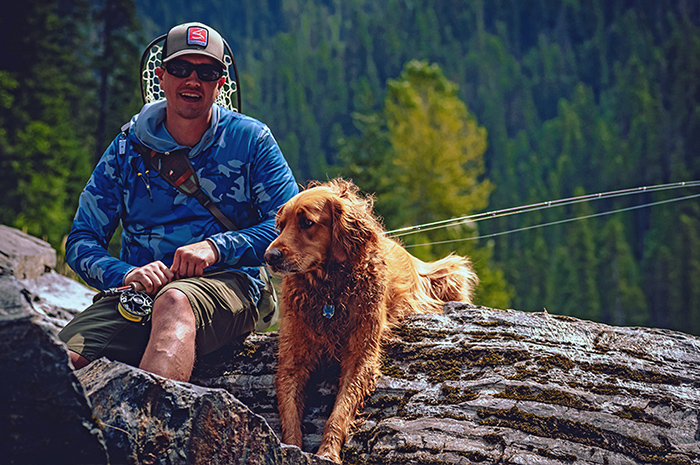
[2,1,700,334]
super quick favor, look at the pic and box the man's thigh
[58,294,150,367]
[158,271,258,356]
[58,271,257,365]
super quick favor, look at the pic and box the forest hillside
[2,1,699,334]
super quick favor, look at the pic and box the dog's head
[264,179,381,274]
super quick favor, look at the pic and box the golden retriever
[264,178,477,463]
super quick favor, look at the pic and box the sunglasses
[164,59,224,82]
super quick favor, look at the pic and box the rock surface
[0,224,56,279]
[0,225,331,465]
[19,269,95,333]
[0,274,109,464]
[0,224,94,334]
[78,359,334,465]
[193,303,700,465]
[3,224,700,464]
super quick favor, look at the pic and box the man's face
[156,54,225,121]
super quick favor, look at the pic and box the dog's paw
[317,446,341,463]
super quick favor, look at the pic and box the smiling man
[58,22,298,382]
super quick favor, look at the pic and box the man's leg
[59,272,255,380]
[69,351,90,370]
[139,289,197,382]
[59,295,151,369]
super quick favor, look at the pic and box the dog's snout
[265,247,283,266]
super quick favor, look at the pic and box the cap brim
[163,50,225,68]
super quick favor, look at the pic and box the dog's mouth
[267,258,320,276]
[267,263,298,275]
[265,246,328,275]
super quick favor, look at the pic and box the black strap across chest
[132,142,239,231]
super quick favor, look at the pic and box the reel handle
[95,281,146,302]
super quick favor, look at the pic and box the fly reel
[118,288,154,324]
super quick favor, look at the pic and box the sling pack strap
[132,142,239,231]
[131,141,278,331]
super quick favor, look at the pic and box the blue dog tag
[322,305,335,319]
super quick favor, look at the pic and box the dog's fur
[264,179,478,463]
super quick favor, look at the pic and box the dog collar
[322,304,335,319]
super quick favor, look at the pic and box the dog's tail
[414,253,478,308]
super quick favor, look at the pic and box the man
[58,22,298,382]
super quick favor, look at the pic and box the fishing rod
[400,191,700,248]
[387,180,700,238]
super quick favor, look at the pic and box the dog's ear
[329,193,378,262]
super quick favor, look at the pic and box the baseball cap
[162,22,226,68]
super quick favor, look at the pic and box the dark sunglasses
[164,59,224,82]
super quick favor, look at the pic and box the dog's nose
[265,248,283,267]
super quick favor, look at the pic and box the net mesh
[141,42,239,111]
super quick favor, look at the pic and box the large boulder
[19,269,95,333]
[3,224,700,464]
[0,274,109,464]
[0,224,94,334]
[0,273,332,465]
[77,359,334,465]
[0,224,333,465]
[193,303,700,465]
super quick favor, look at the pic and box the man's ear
[155,67,165,80]
[214,76,226,99]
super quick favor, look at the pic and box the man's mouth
[179,91,202,102]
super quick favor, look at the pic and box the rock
[3,223,700,464]
[77,358,334,465]
[19,269,95,334]
[0,224,94,334]
[192,303,700,465]
[0,274,109,464]
[0,262,331,465]
[0,224,56,279]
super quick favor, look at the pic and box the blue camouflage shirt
[66,100,298,297]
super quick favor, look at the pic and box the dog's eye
[299,216,314,230]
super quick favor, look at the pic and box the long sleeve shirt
[66,100,298,297]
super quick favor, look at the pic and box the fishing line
[399,191,700,249]
[387,180,700,238]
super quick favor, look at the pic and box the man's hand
[170,240,219,280]
[124,261,175,294]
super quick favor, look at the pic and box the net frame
[139,34,241,112]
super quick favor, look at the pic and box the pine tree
[597,218,649,326]
[547,188,601,321]
[93,0,144,162]
[383,60,493,231]
[678,206,700,333]
[338,60,511,308]
[0,0,95,246]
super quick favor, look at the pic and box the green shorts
[58,271,258,367]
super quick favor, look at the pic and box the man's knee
[152,289,194,323]
[150,289,197,345]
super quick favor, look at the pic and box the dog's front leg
[316,328,383,463]
[276,325,319,449]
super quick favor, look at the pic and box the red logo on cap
[187,27,208,47]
